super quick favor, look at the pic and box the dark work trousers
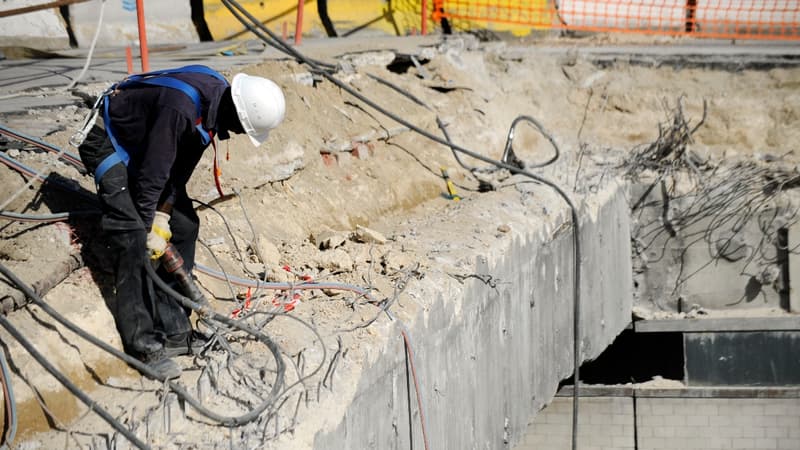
[78,123,193,358]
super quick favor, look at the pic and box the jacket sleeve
[132,106,191,228]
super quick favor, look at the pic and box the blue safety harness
[94,65,229,183]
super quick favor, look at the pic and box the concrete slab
[0,0,70,50]
[790,223,800,313]
[634,317,800,333]
[68,0,198,47]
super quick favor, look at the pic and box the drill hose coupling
[160,243,208,305]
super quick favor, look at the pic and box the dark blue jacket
[105,71,230,227]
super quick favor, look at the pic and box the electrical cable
[143,261,286,425]
[0,124,84,171]
[0,149,98,205]
[195,263,375,302]
[0,314,149,449]
[219,3,583,448]
[6,5,584,444]
[0,346,17,450]
[0,261,286,428]
[0,145,73,211]
[64,0,106,91]
[0,210,97,222]
[386,311,430,450]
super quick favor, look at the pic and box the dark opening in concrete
[562,329,684,385]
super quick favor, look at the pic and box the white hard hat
[231,73,286,147]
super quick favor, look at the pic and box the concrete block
[68,0,198,47]
[741,403,767,415]
[706,437,734,449]
[0,0,69,49]
[693,403,719,416]
[754,437,778,449]
[611,435,634,448]
[778,438,800,449]
[637,437,667,449]
[685,415,709,426]
[612,414,631,425]
[635,425,653,438]
[709,415,734,426]
[776,416,800,428]
[718,425,746,438]
[640,414,667,427]
[663,414,687,427]
[545,412,570,424]
[765,403,793,416]
[674,426,702,438]
[733,414,761,426]
[651,402,674,415]
[789,223,800,312]
[742,427,766,438]
[653,426,676,438]
[765,427,789,439]
[733,438,757,449]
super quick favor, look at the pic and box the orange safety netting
[433,0,800,41]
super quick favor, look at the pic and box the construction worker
[77,66,286,379]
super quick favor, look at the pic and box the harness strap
[133,77,213,145]
[93,65,229,185]
[94,96,131,183]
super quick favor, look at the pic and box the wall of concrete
[0,0,70,50]
[521,394,800,450]
[68,0,198,48]
[314,182,634,448]
[630,181,787,313]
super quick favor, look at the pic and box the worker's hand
[146,211,172,260]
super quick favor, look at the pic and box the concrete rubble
[0,31,798,450]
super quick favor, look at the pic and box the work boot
[163,330,211,358]
[141,350,182,380]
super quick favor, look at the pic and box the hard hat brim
[247,130,269,147]
[231,72,283,148]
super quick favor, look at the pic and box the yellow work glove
[146,211,172,260]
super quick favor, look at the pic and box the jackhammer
[160,243,208,305]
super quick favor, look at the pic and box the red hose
[136,0,150,72]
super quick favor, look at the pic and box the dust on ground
[0,34,798,448]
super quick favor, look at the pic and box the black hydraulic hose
[0,346,17,449]
[0,152,45,181]
[143,261,286,425]
[0,210,98,222]
[502,115,560,169]
[220,0,336,72]
[317,0,337,37]
[0,261,284,427]
[436,116,478,172]
[0,152,98,205]
[0,314,149,449]
[221,1,583,446]
[0,123,84,172]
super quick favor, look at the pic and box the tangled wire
[622,97,800,308]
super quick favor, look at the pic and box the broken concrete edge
[557,384,800,399]
[1,252,83,315]
[634,316,800,333]
[312,181,634,448]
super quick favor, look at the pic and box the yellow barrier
[205,0,799,41]
[438,0,800,41]
[204,0,433,40]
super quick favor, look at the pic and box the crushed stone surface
[0,35,798,448]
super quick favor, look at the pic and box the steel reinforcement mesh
[433,0,800,40]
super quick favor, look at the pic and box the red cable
[402,328,431,450]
